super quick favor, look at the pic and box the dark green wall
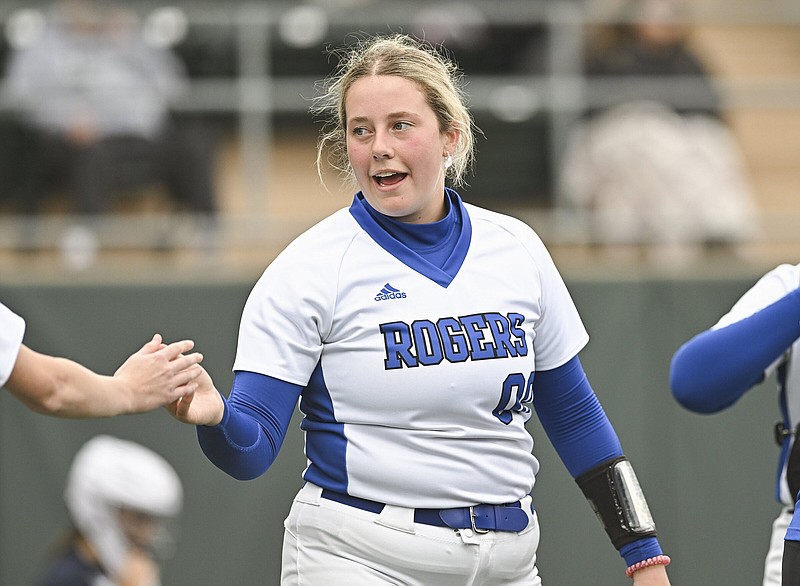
[0,275,781,585]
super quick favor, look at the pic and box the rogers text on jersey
[379,312,527,369]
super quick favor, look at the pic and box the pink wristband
[625,554,671,578]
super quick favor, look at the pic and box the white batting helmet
[63,435,183,579]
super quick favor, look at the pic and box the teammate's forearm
[8,335,202,418]
[6,347,131,417]
[670,288,800,413]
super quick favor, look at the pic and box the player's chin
[370,196,416,219]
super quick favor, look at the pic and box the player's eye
[393,121,411,131]
[350,126,370,137]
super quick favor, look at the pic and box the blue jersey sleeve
[533,356,663,565]
[196,371,301,480]
[670,288,800,414]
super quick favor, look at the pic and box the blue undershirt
[358,190,462,268]
[196,192,661,565]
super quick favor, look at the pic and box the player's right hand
[114,334,205,413]
[164,365,225,426]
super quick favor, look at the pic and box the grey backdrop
[0,273,782,585]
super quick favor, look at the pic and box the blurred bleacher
[0,0,797,281]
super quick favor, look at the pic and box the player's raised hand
[165,365,225,426]
[113,334,204,413]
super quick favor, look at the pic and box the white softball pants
[281,482,541,585]
[764,506,793,586]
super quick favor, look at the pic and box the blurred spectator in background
[3,0,219,256]
[558,0,759,261]
[37,435,183,586]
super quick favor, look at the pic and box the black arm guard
[785,540,800,586]
[575,456,658,549]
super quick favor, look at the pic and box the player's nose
[371,129,394,159]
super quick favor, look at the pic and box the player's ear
[443,127,460,158]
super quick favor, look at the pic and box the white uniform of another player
[714,265,800,502]
[672,262,800,586]
[716,264,800,585]
[234,193,588,508]
[0,302,26,387]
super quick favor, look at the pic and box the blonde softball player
[170,34,671,585]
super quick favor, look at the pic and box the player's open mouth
[373,172,407,187]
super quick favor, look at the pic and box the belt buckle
[469,505,490,534]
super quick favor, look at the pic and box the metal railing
[0,0,797,269]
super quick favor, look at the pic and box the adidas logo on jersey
[374,283,407,301]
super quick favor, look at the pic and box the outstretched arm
[5,334,203,418]
[670,288,800,413]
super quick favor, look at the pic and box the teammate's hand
[113,334,204,413]
[165,365,225,426]
[631,564,671,585]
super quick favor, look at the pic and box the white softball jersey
[233,196,589,509]
[0,302,25,387]
[714,263,800,505]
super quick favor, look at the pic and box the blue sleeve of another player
[533,356,662,565]
[670,288,800,414]
[196,371,301,481]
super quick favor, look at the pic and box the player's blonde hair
[312,33,477,189]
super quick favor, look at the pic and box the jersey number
[493,372,534,425]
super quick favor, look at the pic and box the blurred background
[0,0,796,278]
[0,0,798,584]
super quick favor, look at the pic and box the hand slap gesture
[113,334,204,412]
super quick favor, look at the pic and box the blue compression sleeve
[670,288,800,414]
[532,356,622,477]
[533,356,662,565]
[196,371,301,481]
